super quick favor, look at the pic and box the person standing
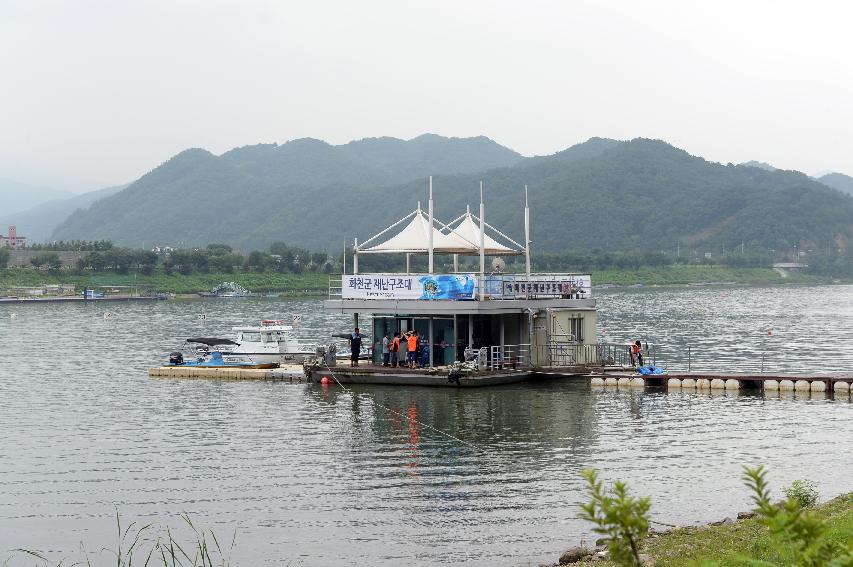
[349,328,363,367]
[381,332,391,367]
[390,332,401,367]
[406,331,418,369]
[632,340,644,367]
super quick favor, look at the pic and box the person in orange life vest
[406,331,419,369]
[631,340,643,367]
[390,332,401,367]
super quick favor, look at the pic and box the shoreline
[1,266,851,298]
[547,491,853,566]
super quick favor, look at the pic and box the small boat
[166,350,278,369]
[186,319,317,364]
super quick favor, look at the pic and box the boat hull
[167,362,279,369]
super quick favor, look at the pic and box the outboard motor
[169,352,184,365]
[325,343,337,367]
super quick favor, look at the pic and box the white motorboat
[187,319,316,364]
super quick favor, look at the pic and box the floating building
[316,179,598,385]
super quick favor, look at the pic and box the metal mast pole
[524,184,531,278]
[428,176,434,274]
[353,237,359,274]
[479,181,485,300]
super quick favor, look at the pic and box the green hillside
[51,135,853,255]
[399,139,853,253]
[51,134,523,250]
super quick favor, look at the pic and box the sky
[1,0,852,192]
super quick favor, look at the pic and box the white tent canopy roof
[361,210,474,254]
[446,212,521,256]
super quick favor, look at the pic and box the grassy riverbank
[589,492,853,566]
[591,265,827,286]
[0,266,846,296]
[0,269,330,296]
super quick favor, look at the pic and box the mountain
[739,160,777,171]
[51,135,524,248]
[52,135,853,255]
[0,184,126,242]
[376,139,853,253]
[0,178,73,215]
[818,172,853,196]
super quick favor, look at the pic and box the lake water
[1,285,851,566]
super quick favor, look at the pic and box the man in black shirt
[349,328,362,367]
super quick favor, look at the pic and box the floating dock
[148,364,853,395]
[149,364,305,381]
[303,365,535,387]
[149,363,541,386]
[588,371,853,394]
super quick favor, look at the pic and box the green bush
[579,467,851,567]
[738,466,849,567]
[579,469,651,566]
[784,479,820,509]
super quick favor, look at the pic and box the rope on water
[321,362,484,452]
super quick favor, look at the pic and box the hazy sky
[2,0,852,192]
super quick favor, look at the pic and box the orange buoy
[321,376,331,385]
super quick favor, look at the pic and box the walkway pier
[587,370,853,394]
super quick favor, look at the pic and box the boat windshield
[241,332,262,342]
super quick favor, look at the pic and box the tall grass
[8,512,235,567]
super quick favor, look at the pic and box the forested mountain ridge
[50,135,853,255]
[398,139,853,253]
[51,134,524,247]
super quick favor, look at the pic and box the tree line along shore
[0,265,845,297]
[1,240,851,296]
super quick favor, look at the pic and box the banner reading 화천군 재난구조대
[342,274,476,300]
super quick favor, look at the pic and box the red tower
[8,225,17,248]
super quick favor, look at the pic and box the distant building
[0,225,27,248]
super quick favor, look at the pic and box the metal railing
[594,342,657,367]
[328,275,342,299]
[487,343,532,372]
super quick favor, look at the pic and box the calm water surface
[0,285,851,566]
